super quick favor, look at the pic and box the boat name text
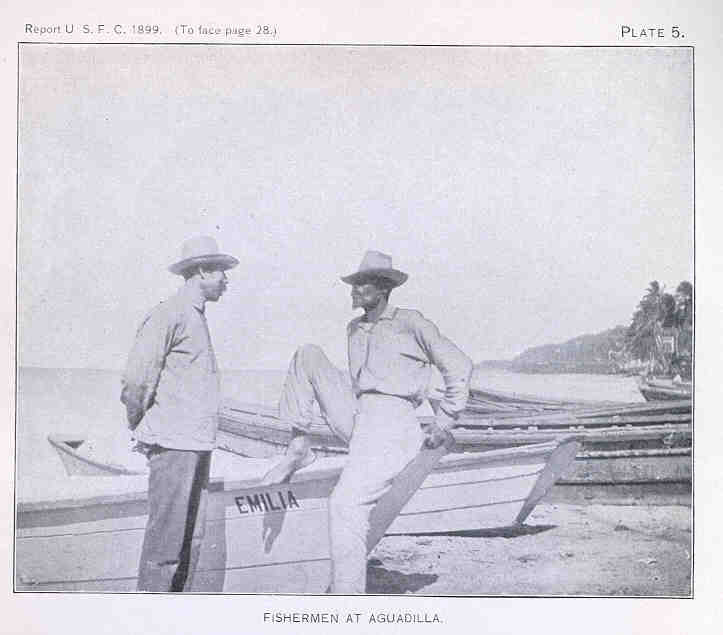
[235,490,300,514]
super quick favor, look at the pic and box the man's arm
[413,312,473,416]
[120,307,177,430]
[412,312,473,448]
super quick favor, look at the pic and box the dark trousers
[137,448,211,592]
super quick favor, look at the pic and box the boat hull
[550,447,692,505]
[637,377,692,402]
[18,438,578,592]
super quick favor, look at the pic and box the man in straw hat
[262,250,472,593]
[121,236,238,592]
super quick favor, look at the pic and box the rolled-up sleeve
[121,308,177,430]
[412,314,472,415]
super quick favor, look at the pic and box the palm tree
[674,280,693,378]
[625,280,694,378]
[675,281,693,328]
[626,281,662,362]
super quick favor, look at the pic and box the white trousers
[279,345,425,593]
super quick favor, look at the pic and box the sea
[16,367,645,482]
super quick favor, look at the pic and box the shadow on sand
[386,523,557,539]
[367,563,438,594]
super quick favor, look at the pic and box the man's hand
[424,409,456,450]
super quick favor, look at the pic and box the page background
[2,2,719,633]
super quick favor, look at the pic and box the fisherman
[121,236,238,592]
[261,250,472,593]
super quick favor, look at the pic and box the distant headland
[479,280,693,376]
[478,326,628,375]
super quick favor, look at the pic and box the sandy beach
[369,503,692,596]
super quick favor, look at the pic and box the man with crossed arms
[263,250,472,593]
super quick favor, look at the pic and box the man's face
[200,268,228,302]
[351,280,387,311]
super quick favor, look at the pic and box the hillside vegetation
[479,280,692,375]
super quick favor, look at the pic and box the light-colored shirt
[120,285,220,451]
[347,305,472,414]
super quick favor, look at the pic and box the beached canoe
[561,399,691,419]
[468,386,692,419]
[466,386,621,415]
[19,436,579,592]
[637,376,693,402]
[215,401,691,506]
[216,399,690,457]
[549,446,692,505]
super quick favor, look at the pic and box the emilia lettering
[235,489,299,514]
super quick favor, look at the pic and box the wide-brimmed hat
[168,236,239,276]
[340,250,408,288]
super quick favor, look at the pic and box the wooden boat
[19,436,580,592]
[466,386,620,415]
[48,434,147,476]
[549,446,692,505]
[559,399,691,419]
[216,400,691,506]
[637,376,693,402]
[218,401,346,458]
[467,386,693,416]
[216,399,690,457]
[463,404,692,504]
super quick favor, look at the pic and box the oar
[365,443,448,553]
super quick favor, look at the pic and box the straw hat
[168,236,239,276]
[340,250,408,288]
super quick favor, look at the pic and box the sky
[18,45,693,370]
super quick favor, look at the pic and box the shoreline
[477,362,635,376]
